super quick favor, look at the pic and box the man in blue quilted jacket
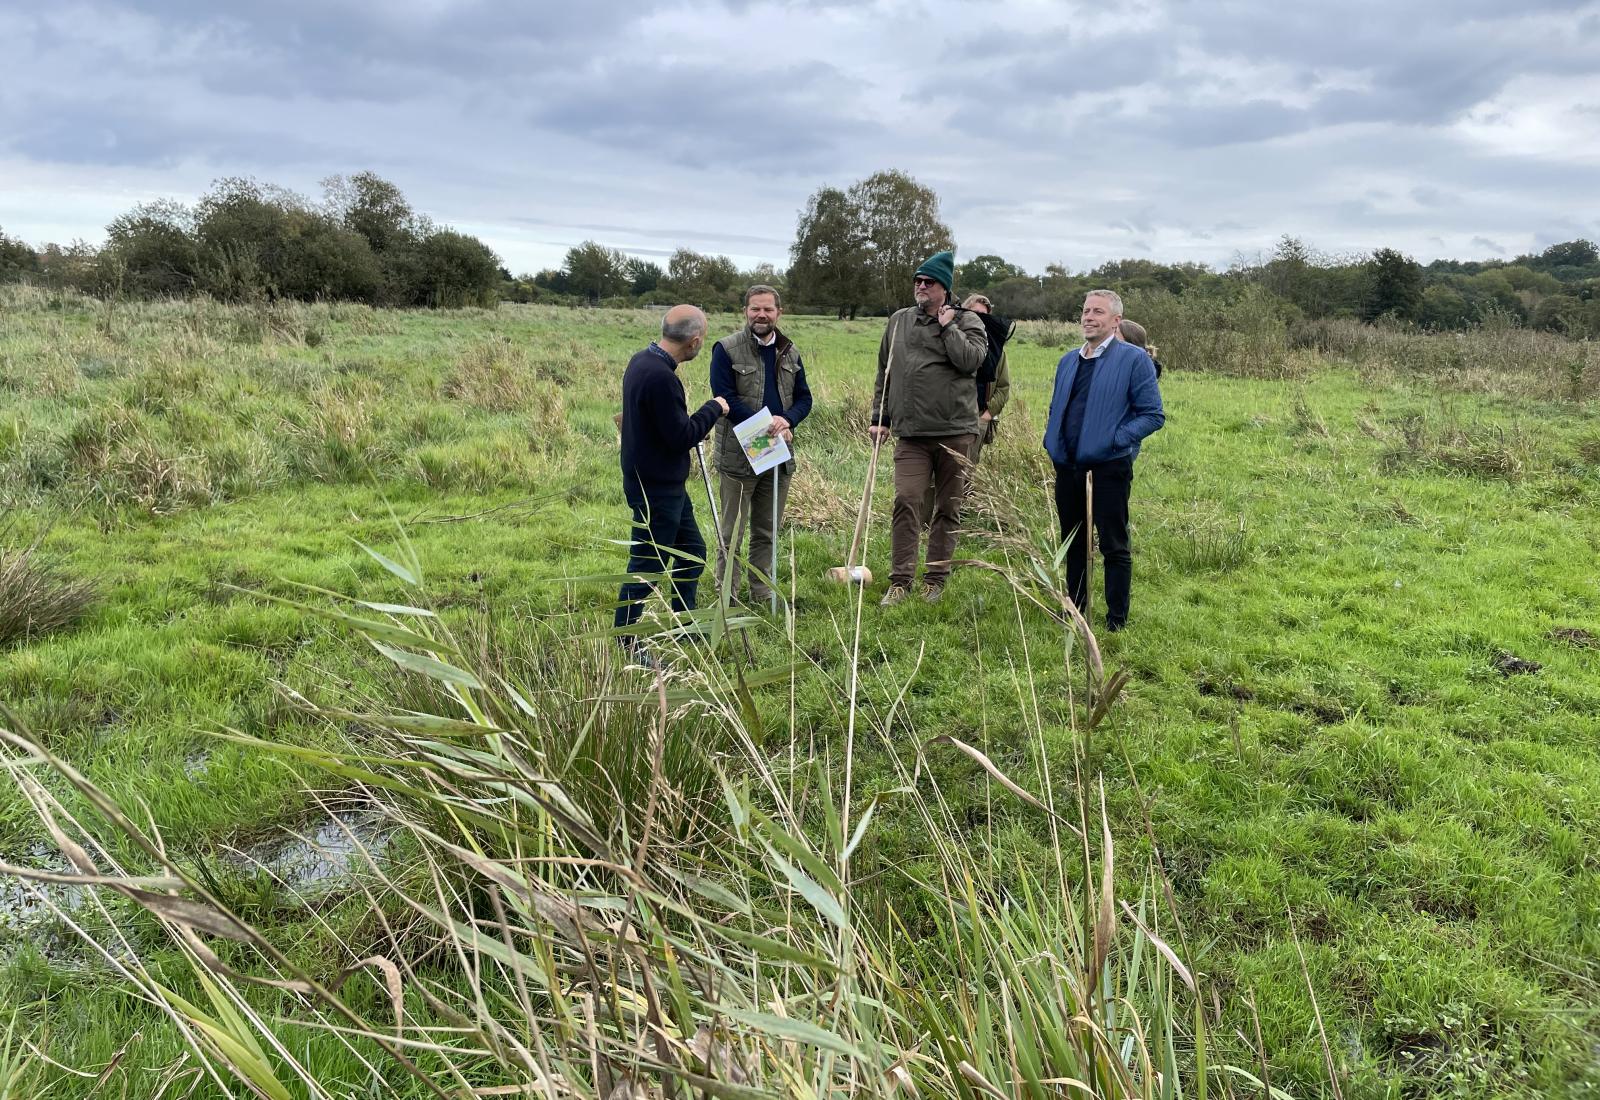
[1043,289,1165,631]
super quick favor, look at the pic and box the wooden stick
[1084,469,1095,623]
[844,436,882,569]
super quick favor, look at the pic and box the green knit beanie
[914,250,955,294]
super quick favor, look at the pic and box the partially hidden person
[919,292,1013,524]
[1118,318,1164,377]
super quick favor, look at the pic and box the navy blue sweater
[709,341,814,425]
[619,344,722,494]
[1043,339,1165,467]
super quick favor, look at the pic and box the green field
[2,285,1599,1097]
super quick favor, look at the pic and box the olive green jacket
[870,306,988,438]
[987,350,1011,419]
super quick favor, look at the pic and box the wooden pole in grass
[1085,469,1095,708]
[1084,470,1095,623]
[769,466,780,616]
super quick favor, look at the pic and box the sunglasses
[912,276,939,287]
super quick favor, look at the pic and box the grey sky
[3,0,1599,276]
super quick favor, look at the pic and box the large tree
[1363,247,1424,322]
[324,172,420,255]
[788,186,870,318]
[662,248,739,308]
[957,254,1025,291]
[562,240,629,302]
[790,170,952,316]
[625,257,663,297]
[102,200,201,297]
[849,169,953,312]
[0,227,40,281]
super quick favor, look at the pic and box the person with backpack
[868,250,989,606]
[962,293,1013,468]
[921,292,1013,522]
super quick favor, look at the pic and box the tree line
[513,168,1600,339]
[4,167,1597,337]
[0,173,503,308]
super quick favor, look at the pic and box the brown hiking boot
[879,584,911,608]
[920,581,945,604]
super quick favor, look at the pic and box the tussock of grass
[1376,410,1534,480]
[1127,286,1294,378]
[0,544,96,646]
[1294,314,1600,402]
[1015,317,1078,348]
[442,337,534,411]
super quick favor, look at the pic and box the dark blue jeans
[1054,456,1135,630]
[614,485,706,638]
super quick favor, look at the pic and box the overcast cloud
[3,0,1599,276]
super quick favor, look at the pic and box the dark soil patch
[1196,673,1255,701]
[1492,650,1541,676]
[1286,697,1345,725]
[1548,626,1597,649]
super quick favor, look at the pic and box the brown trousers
[892,434,976,587]
[716,465,793,601]
[921,422,991,523]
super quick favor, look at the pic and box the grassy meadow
[2,283,1599,1097]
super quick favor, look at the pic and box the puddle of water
[2,810,395,961]
[228,810,394,895]
[182,748,210,779]
[0,843,95,964]
[0,843,88,931]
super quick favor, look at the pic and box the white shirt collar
[1079,331,1118,359]
[752,328,777,347]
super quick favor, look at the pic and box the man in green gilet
[709,284,814,606]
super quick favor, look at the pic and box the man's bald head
[660,305,708,359]
[665,302,710,342]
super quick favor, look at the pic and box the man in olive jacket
[868,250,989,605]
[710,284,813,605]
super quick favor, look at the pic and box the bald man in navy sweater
[615,305,729,664]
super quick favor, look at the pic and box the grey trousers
[717,465,793,601]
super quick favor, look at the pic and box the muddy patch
[1548,626,1597,649]
[0,843,89,938]
[226,810,394,895]
[1492,650,1541,676]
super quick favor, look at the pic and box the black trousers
[614,485,705,638]
[1053,456,1135,629]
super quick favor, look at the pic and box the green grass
[2,285,1599,1096]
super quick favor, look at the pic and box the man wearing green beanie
[868,250,990,605]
